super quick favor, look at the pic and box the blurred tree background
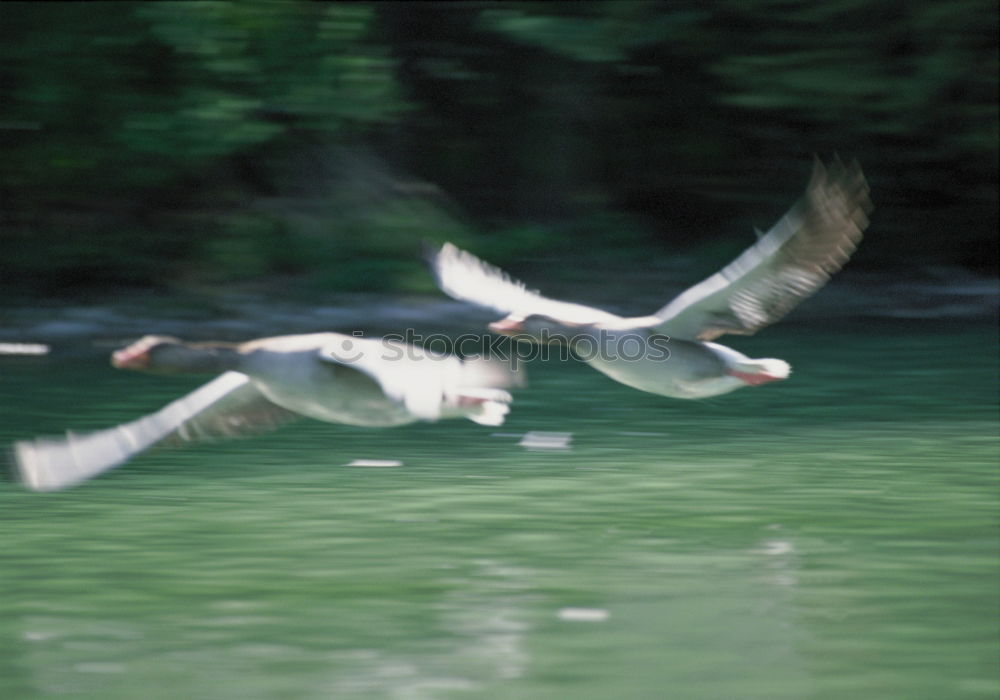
[1,1,996,299]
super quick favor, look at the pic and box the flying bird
[429,157,871,400]
[13,332,521,491]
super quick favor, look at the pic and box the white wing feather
[12,372,296,492]
[430,243,618,324]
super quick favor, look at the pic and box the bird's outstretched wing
[428,242,619,324]
[11,372,298,492]
[646,157,872,340]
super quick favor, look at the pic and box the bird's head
[111,335,229,374]
[111,335,182,371]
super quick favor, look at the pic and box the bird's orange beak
[111,344,150,370]
[488,317,525,335]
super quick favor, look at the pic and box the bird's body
[580,333,768,399]
[237,336,416,427]
[430,157,870,399]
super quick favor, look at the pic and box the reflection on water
[327,559,532,698]
[1,320,997,699]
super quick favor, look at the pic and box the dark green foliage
[0,1,995,298]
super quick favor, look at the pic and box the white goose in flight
[14,332,521,491]
[430,157,871,400]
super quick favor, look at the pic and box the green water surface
[1,320,997,699]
